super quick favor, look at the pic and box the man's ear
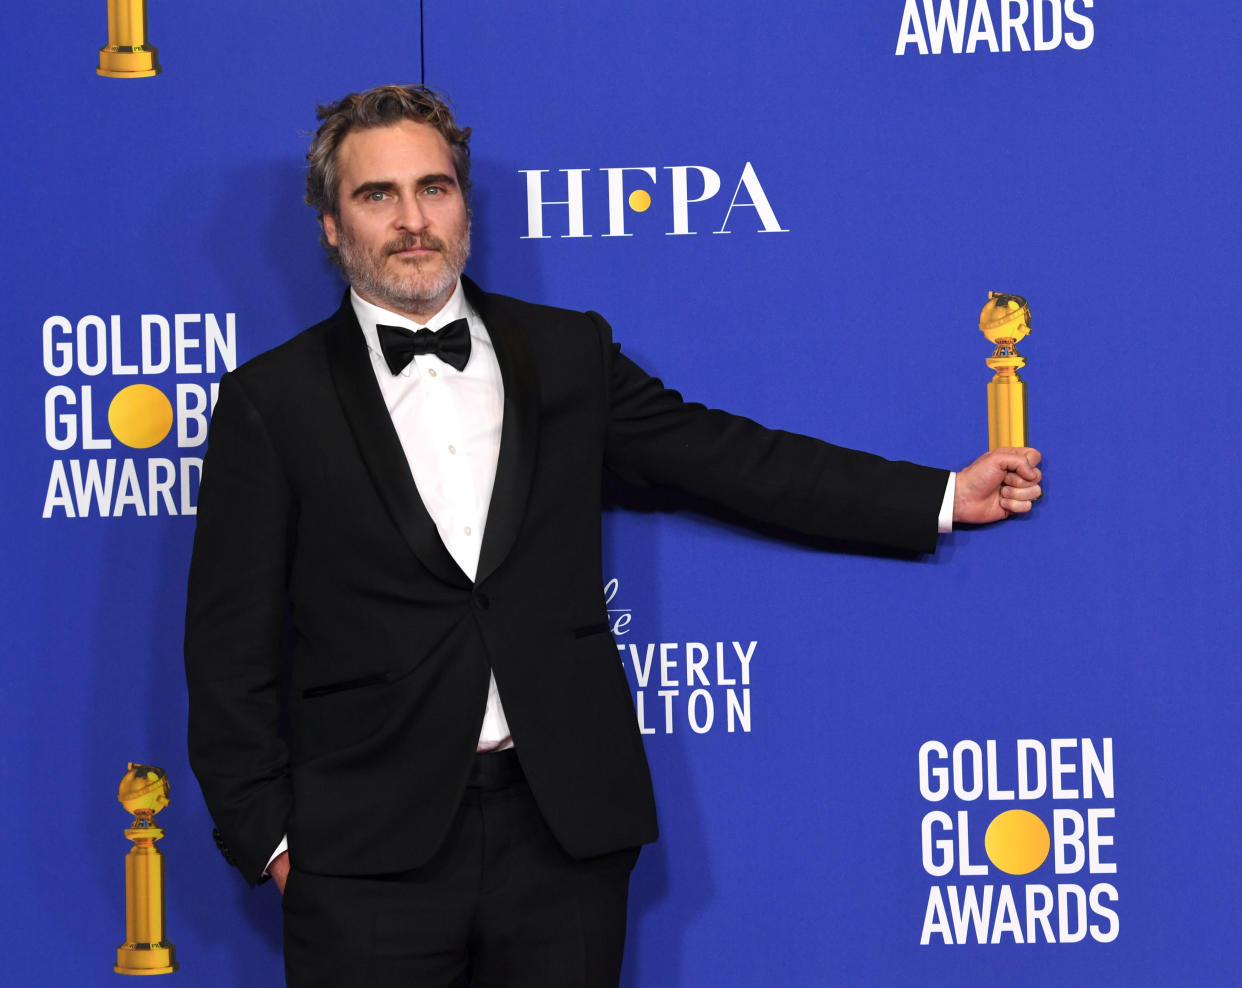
[321,212,339,247]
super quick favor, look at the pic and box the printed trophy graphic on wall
[97,0,161,78]
[115,764,178,975]
[979,292,1032,450]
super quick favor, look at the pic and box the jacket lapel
[464,277,541,586]
[325,295,471,588]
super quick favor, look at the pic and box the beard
[336,225,471,321]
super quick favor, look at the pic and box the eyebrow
[418,173,458,190]
[348,174,459,199]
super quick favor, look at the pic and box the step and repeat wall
[4,2,1239,984]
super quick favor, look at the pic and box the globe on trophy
[979,291,1032,450]
[115,763,178,975]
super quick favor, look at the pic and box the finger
[1005,468,1041,488]
[990,447,1041,480]
[1008,449,1041,481]
[1000,496,1033,513]
[1001,483,1041,502]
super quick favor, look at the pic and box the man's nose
[395,196,428,233]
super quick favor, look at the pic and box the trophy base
[97,46,161,78]
[114,941,177,975]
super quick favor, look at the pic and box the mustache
[386,234,444,254]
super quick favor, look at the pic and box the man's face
[322,119,470,323]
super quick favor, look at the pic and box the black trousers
[282,751,640,987]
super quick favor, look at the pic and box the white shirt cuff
[937,473,955,534]
[264,835,288,875]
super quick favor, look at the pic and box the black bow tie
[377,319,471,374]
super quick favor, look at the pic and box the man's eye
[423,186,442,196]
[367,191,389,201]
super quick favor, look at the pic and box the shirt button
[464,526,472,536]
[428,368,437,378]
[448,445,456,455]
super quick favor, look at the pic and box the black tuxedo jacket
[185,278,948,884]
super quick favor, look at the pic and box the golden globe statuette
[115,763,178,975]
[97,0,161,78]
[979,292,1032,450]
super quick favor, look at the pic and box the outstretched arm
[597,314,950,554]
[953,447,1043,524]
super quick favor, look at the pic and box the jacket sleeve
[594,312,949,554]
[185,370,295,885]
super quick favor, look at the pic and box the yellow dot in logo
[109,384,173,449]
[628,189,652,212]
[984,809,1050,875]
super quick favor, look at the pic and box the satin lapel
[466,278,541,585]
[324,297,471,588]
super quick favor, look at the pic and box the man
[185,84,1042,986]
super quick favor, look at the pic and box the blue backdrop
[4,1,1240,984]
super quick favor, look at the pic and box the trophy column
[115,764,178,975]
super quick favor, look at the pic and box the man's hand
[954,447,1042,524]
[268,850,291,894]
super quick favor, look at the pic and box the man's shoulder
[465,278,605,335]
[229,298,352,386]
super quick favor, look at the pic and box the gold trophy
[979,292,1031,449]
[115,764,178,975]
[97,0,161,78]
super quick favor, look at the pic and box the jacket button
[473,592,490,610]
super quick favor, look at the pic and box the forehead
[334,119,455,185]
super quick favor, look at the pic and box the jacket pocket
[572,621,612,640]
[302,672,389,699]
